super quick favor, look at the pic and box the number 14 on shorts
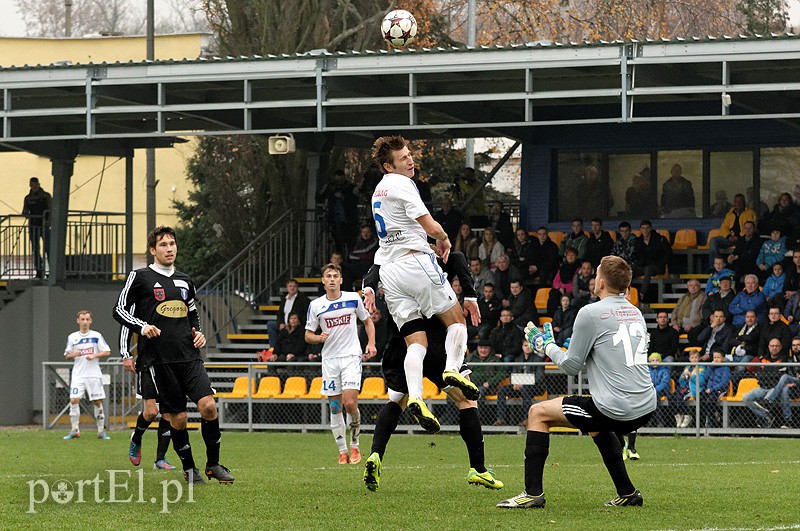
[322,379,337,392]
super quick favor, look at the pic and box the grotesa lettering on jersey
[324,314,351,329]
[156,301,189,318]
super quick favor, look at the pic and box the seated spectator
[783,291,800,335]
[505,280,536,325]
[272,312,307,363]
[648,352,671,427]
[478,228,504,269]
[451,278,465,305]
[727,221,761,282]
[585,218,614,269]
[477,283,502,340]
[699,349,732,427]
[433,196,463,243]
[469,257,496,296]
[552,247,580,296]
[489,201,514,251]
[696,309,735,362]
[783,250,800,300]
[268,279,310,351]
[705,256,737,296]
[551,294,576,347]
[762,262,785,304]
[754,336,800,428]
[494,339,546,426]
[348,224,378,276]
[743,338,790,428]
[559,218,588,260]
[611,221,638,266]
[510,228,531,271]
[710,189,732,217]
[633,220,672,302]
[729,274,768,327]
[756,229,786,281]
[466,340,506,399]
[493,254,524,301]
[759,192,800,237]
[625,167,657,219]
[660,163,696,218]
[651,311,680,363]
[758,306,792,358]
[671,279,706,336]
[572,261,594,301]
[454,223,479,259]
[573,277,599,310]
[730,310,761,377]
[708,193,757,267]
[524,227,560,286]
[489,309,523,363]
[670,349,707,428]
[690,274,736,346]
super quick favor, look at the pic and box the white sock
[444,323,468,371]
[347,409,361,448]
[69,403,80,432]
[331,411,347,453]
[94,404,105,433]
[404,343,427,398]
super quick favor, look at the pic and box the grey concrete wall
[0,284,122,425]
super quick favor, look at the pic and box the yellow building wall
[0,34,208,258]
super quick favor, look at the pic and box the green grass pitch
[1,429,799,529]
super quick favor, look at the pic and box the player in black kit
[114,226,233,485]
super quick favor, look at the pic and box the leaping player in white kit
[368,136,480,433]
[63,310,112,440]
[306,262,377,465]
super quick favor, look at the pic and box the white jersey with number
[306,291,370,359]
[371,173,431,265]
[64,330,110,380]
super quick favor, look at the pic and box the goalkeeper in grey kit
[497,255,656,509]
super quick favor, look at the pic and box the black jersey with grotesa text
[113,265,201,367]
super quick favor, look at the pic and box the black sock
[132,413,150,445]
[201,417,221,468]
[170,427,195,471]
[627,431,637,451]
[371,402,402,459]
[524,430,549,496]
[593,431,635,496]
[458,407,485,473]
[156,417,171,462]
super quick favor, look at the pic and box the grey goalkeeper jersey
[546,294,656,420]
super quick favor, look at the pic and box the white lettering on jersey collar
[173,279,189,289]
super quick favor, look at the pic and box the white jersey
[64,330,110,380]
[372,173,431,265]
[306,291,370,359]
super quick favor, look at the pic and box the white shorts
[321,355,362,396]
[379,252,459,330]
[70,377,105,401]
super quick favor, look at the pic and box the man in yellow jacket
[708,193,757,269]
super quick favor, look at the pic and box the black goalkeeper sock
[524,430,549,496]
[131,413,150,445]
[627,431,637,451]
[458,407,486,473]
[201,417,221,468]
[371,402,402,459]
[593,431,635,496]
[170,427,196,471]
[156,417,171,462]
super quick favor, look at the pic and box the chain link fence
[43,361,800,436]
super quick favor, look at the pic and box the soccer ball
[381,10,417,49]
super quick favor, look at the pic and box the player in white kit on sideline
[306,263,377,465]
[63,310,112,440]
[368,136,480,433]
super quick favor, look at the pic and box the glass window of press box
[554,148,799,222]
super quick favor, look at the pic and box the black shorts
[561,395,653,434]
[151,359,214,414]
[137,369,158,401]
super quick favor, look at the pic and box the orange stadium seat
[303,377,324,399]
[252,376,281,399]
[548,231,564,247]
[608,231,617,242]
[277,376,307,399]
[215,377,254,399]
[535,288,551,311]
[721,378,759,402]
[538,316,553,326]
[422,378,447,400]
[698,228,722,250]
[672,229,697,250]
[359,377,386,399]
[627,287,639,307]
[657,229,671,243]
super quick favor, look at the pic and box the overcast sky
[0,0,798,37]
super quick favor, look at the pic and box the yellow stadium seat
[276,376,307,399]
[252,376,281,399]
[422,378,447,400]
[698,228,722,250]
[215,377,254,399]
[303,377,324,399]
[538,316,553,326]
[608,231,617,242]
[656,229,671,243]
[535,288,551,311]
[673,229,697,250]
[548,231,564,247]
[359,377,386,399]
[721,378,759,402]
[627,287,639,307]
[632,229,641,237]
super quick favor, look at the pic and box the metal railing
[0,211,126,280]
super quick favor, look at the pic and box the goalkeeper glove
[524,321,555,356]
